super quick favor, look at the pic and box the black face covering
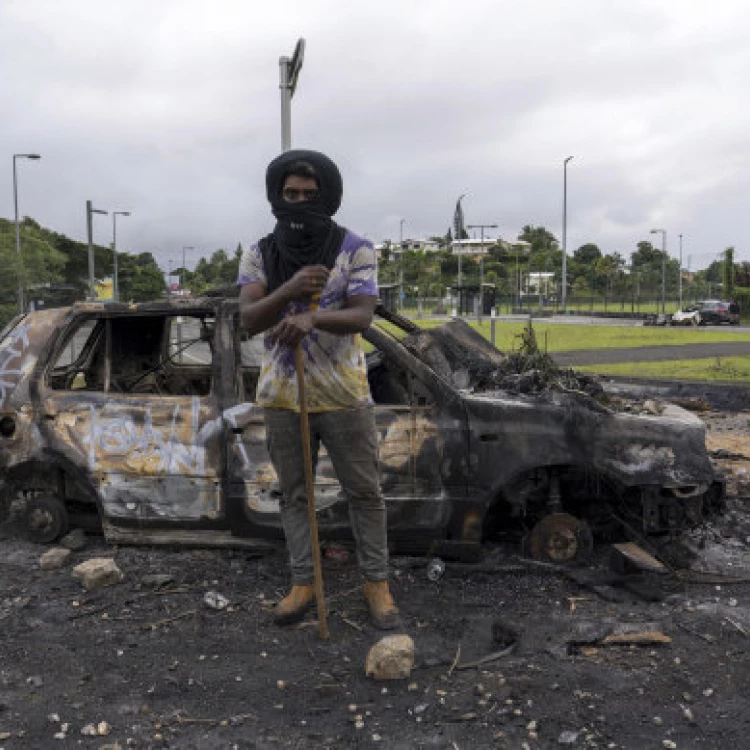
[258,149,347,293]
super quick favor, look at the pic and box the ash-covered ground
[1,408,750,750]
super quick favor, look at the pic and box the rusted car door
[227,319,457,536]
[38,313,224,525]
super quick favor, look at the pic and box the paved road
[552,341,750,367]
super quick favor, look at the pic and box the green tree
[573,243,602,265]
[518,225,559,252]
[117,254,166,302]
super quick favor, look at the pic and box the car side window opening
[366,345,433,407]
[48,315,213,396]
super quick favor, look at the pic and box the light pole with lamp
[181,246,194,294]
[13,153,41,313]
[467,223,498,320]
[561,156,573,311]
[650,228,667,312]
[86,201,109,301]
[112,211,130,302]
[678,233,683,310]
[279,38,305,151]
[398,220,405,310]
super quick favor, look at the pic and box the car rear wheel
[23,495,69,544]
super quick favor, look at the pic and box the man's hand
[271,312,317,348]
[282,266,329,302]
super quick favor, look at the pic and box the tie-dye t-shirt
[237,230,378,413]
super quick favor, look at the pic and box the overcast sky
[2,0,749,274]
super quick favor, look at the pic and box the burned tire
[23,495,69,544]
[525,513,593,564]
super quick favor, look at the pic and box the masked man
[238,150,399,630]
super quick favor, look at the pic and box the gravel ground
[1,409,750,750]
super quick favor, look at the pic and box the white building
[375,238,442,257]
[524,271,555,295]
[450,238,531,256]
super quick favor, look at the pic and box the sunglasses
[282,187,320,202]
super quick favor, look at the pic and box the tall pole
[181,246,194,292]
[279,38,305,152]
[13,153,41,313]
[650,228,667,313]
[398,220,405,311]
[279,56,291,151]
[562,156,573,311]
[112,211,131,302]
[678,233,683,309]
[468,223,498,319]
[87,201,109,301]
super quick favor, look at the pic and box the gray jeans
[265,406,388,585]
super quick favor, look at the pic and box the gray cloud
[2,0,749,274]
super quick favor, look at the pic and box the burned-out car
[0,299,724,562]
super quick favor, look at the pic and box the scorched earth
[1,406,750,750]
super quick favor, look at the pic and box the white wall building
[451,238,531,256]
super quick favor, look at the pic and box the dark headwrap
[259,149,347,292]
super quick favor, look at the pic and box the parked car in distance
[671,300,739,326]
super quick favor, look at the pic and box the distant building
[524,272,555,296]
[451,238,531,256]
[375,238,443,259]
[398,238,441,253]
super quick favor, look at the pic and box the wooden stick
[294,343,329,639]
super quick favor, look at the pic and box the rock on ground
[365,634,415,680]
[71,558,124,590]
[39,547,71,571]
[59,528,87,551]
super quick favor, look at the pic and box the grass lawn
[576,356,750,381]
[376,319,750,353]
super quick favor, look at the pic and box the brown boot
[273,584,315,625]
[363,580,401,630]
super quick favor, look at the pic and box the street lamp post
[181,246,194,293]
[279,38,306,152]
[650,228,667,313]
[112,211,131,302]
[515,244,521,310]
[398,220,405,311]
[13,153,41,313]
[86,201,109,301]
[562,156,574,311]
[678,233,683,310]
[467,223,498,320]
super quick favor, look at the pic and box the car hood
[462,390,716,489]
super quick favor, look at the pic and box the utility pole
[86,201,109,301]
[467,223,498,320]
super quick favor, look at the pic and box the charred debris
[403,318,609,408]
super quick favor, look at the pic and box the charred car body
[0,299,724,562]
